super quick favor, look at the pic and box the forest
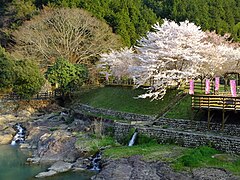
[0,0,240,98]
[0,0,240,48]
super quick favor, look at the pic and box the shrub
[13,59,45,99]
[136,133,157,145]
[45,57,88,95]
[0,46,15,91]
[175,146,219,168]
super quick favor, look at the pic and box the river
[0,145,95,180]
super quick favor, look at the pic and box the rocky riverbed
[0,101,239,179]
[94,155,240,180]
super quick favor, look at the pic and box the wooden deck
[192,94,240,111]
[191,94,240,130]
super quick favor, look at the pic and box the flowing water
[89,152,101,171]
[0,145,95,180]
[11,123,26,145]
[128,131,138,146]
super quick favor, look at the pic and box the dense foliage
[35,0,240,43]
[0,0,239,98]
[146,0,240,42]
[1,0,239,48]
[0,45,45,97]
[13,59,45,99]
[0,46,15,91]
[45,58,88,94]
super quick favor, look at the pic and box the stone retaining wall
[73,104,240,153]
[155,118,240,137]
[73,104,240,137]
[74,104,155,121]
[113,122,240,154]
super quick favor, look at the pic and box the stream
[0,145,95,180]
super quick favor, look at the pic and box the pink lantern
[205,79,210,94]
[230,80,237,97]
[189,79,194,95]
[215,77,220,91]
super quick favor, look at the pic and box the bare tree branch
[12,7,123,67]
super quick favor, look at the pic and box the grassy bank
[75,86,182,116]
[72,132,240,176]
[75,133,240,176]
[164,95,206,121]
[103,142,240,176]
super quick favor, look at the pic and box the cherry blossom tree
[98,20,240,100]
[98,48,137,78]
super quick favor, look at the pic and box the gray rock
[20,143,31,149]
[48,161,72,173]
[27,157,41,164]
[192,168,239,180]
[92,156,192,180]
[35,170,57,178]
[72,157,90,169]
[35,130,79,162]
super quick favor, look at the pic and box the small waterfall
[11,123,26,145]
[128,130,138,146]
[88,152,101,171]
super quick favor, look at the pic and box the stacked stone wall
[74,104,155,121]
[73,105,240,154]
[113,122,240,154]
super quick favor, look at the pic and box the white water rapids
[11,123,26,145]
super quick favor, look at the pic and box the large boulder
[0,133,13,144]
[0,125,15,145]
[92,156,191,180]
[48,161,72,173]
[92,156,240,180]
[35,170,57,178]
[0,114,17,123]
[35,161,73,178]
[36,130,80,162]
[192,168,239,180]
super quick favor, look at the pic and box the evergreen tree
[13,59,45,99]
[0,46,15,91]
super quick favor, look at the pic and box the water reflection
[0,145,94,180]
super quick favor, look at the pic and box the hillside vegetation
[76,86,182,116]
[0,0,239,48]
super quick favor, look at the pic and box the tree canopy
[0,46,15,91]
[13,59,45,99]
[144,0,240,42]
[0,45,45,98]
[99,20,240,100]
[1,0,239,48]
[13,7,123,67]
[45,57,88,94]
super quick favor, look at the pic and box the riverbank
[93,155,240,180]
[0,101,99,178]
[0,100,240,179]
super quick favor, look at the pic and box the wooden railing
[0,90,62,101]
[99,75,158,87]
[192,94,240,111]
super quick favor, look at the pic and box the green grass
[75,86,181,116]
[74,132,119,154]
[173,146,240,175]
[103,143,240,175]
[165,95,206,120]
[78,111,129,122]
[103,142,186,162]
